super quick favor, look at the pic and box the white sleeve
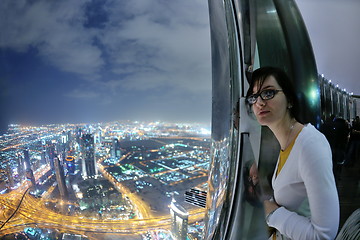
[268,133,339,240]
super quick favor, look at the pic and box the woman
[245,67,339,239]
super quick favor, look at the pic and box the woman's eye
[263,90,272,97]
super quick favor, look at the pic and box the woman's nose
[255,96,266,107]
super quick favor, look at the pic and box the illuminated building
[17,155,24,180]
[76,128,83,148]
[94,127,102,144]
[185,188,207,208]
[6,164,14,188]
[111,138,121,159]
[41,140,48,165]
[61,131,68,144]
[170,199,189,240]
[62,233,83,239]
[40,150,47,165]
[23,149,36,186]
[81,134,98,178]
[47,144,56,171]
[65,156,76,175]
[60,131,70,154]
[67,130,72,142]
[54,156,69,199]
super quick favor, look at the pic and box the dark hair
[246,66,300,121]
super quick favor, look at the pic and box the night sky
[297,0,360,96]
[0,0,212,128]
[0,0,359,131]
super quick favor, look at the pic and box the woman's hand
[264,199,280,216]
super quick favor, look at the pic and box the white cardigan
[268,124,339,240]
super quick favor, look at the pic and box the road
[0,190,205,236]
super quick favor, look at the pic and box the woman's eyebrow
[261,85,276,90]
[255,85,276,93]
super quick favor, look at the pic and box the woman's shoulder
[298,123,328,143]
[296,123,332,162]
[295,124,331,155]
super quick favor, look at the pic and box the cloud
[67,0,211,112]
[64,88,99,99]
[0,0,211,90]
[100,0,211,93]
[0,0,212,123]
[0,0,104,79]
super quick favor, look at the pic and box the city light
[0,121,209,239]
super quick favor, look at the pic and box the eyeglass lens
[247,89,277,104]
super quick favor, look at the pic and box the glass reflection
[243,161,261,208]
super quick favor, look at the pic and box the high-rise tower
[47,144,56,171]
[81,134,97,178]
[54,156,69,199]
[170,199,189,240]
[6,164,15,188]
[111,138,121,159]
[17,155,24,181]
[23,149,36,186]
[94,127,102,145]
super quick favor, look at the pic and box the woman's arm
[267,133,339,239]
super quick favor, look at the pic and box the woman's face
[251,75,289,127]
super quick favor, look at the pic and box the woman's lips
[258,110,270,116]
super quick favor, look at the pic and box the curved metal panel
[204,0,234,238]
[275,0,321,126]
[256,0,321,126]
[205,0,324,239]
[205,0,266,239]
[254,0,322,197]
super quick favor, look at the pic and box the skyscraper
[23,149,36,186]
[61,131,68,144]
[54,157,69,199]
[94,127,102,144]
[40,150,47,165]
[6,164,15,188]
[111,138,121,159]
[17,155,24,181]
[47,144,56,171]
[41,140,48,165]
[170,199,189,240]
[81,134,97,178]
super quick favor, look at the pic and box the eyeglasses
[246,89,283,105]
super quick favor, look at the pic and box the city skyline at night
[0,120,210,239]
